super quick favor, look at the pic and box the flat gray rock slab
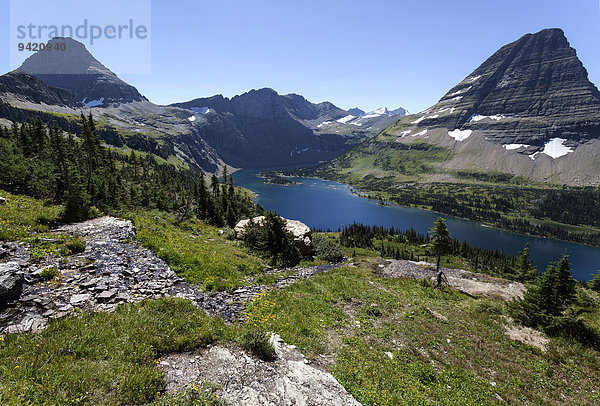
[160,333,361,406]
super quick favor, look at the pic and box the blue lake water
[234,168,600,281]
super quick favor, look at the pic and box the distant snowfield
[542,138,573,158]
[188,116,196,122]
[412,129,428,137]
[448,86,472,97]
[528,138,574,160]
[465,75,482,83]
[411,116,426,124]
[503,144,529,150]
[317,121,333,128]
[82,97,105,107]
[337,115,356,124]
[469,114,505,122]
[400,130,412,137]
[448,129,472,141]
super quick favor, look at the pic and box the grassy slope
[126,210,265,292]
[2,191,600,405]
[248,266,600,405]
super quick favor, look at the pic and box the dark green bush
[243,211,300,267]
[312,234,344,263]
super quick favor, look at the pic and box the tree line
[0,116,256,226]
[338,222,537,282]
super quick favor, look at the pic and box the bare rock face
[405,28,600,153]
[160,333,361,406]
[234,216,313,255]
[0,262,24,307]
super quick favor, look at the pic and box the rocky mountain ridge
[2,37,407,171]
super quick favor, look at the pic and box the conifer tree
[429,218,452,285]
[514,243,537,282]
[589,271,600,292]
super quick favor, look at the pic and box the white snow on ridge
[337,115,357,124]
[82,97,105,107]
[469,114,505,123]
[190,106,210,114]
[465,75,482,83]
[317,121,333,128]
[503,144,530,150]
[411,116,426,124]
[412,129,428,137]
[449,96,463,102]
[188,116,196,122]
[448,129,472,141]
[400,130,412,137]
[541,138,573,159]
[448,86,472,97]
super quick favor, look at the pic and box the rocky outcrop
[0,217,340,334]
[377,259,525,301]
[160,333,361,406]
[0,262,24,307]
[234,216,313,255]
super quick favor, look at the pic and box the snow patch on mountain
[188,116,196,122]
[337,115,357,124]
[503,144,529,150]
[542,138,573,158]
[469,114,505,123]
[465,75,482,83]
[448,129,472,141]
[448,86,472,97]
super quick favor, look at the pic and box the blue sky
[2,0,600,112]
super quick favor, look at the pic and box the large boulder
[0,262,24,306]
[234,216,313,255]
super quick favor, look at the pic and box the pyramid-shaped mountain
[402,28,600,150]
[327,28,600,185]
[19,37,146,106]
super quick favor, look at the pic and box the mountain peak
[19,37,145,105]
[20,37,108,76]
[418,27,600,145]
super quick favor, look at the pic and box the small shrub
[364,304,383,318]
[312,234,344,263]
[240,328,276,361]
[39,266,59,280]
[222,227,236,240]
[64,237,86,255]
